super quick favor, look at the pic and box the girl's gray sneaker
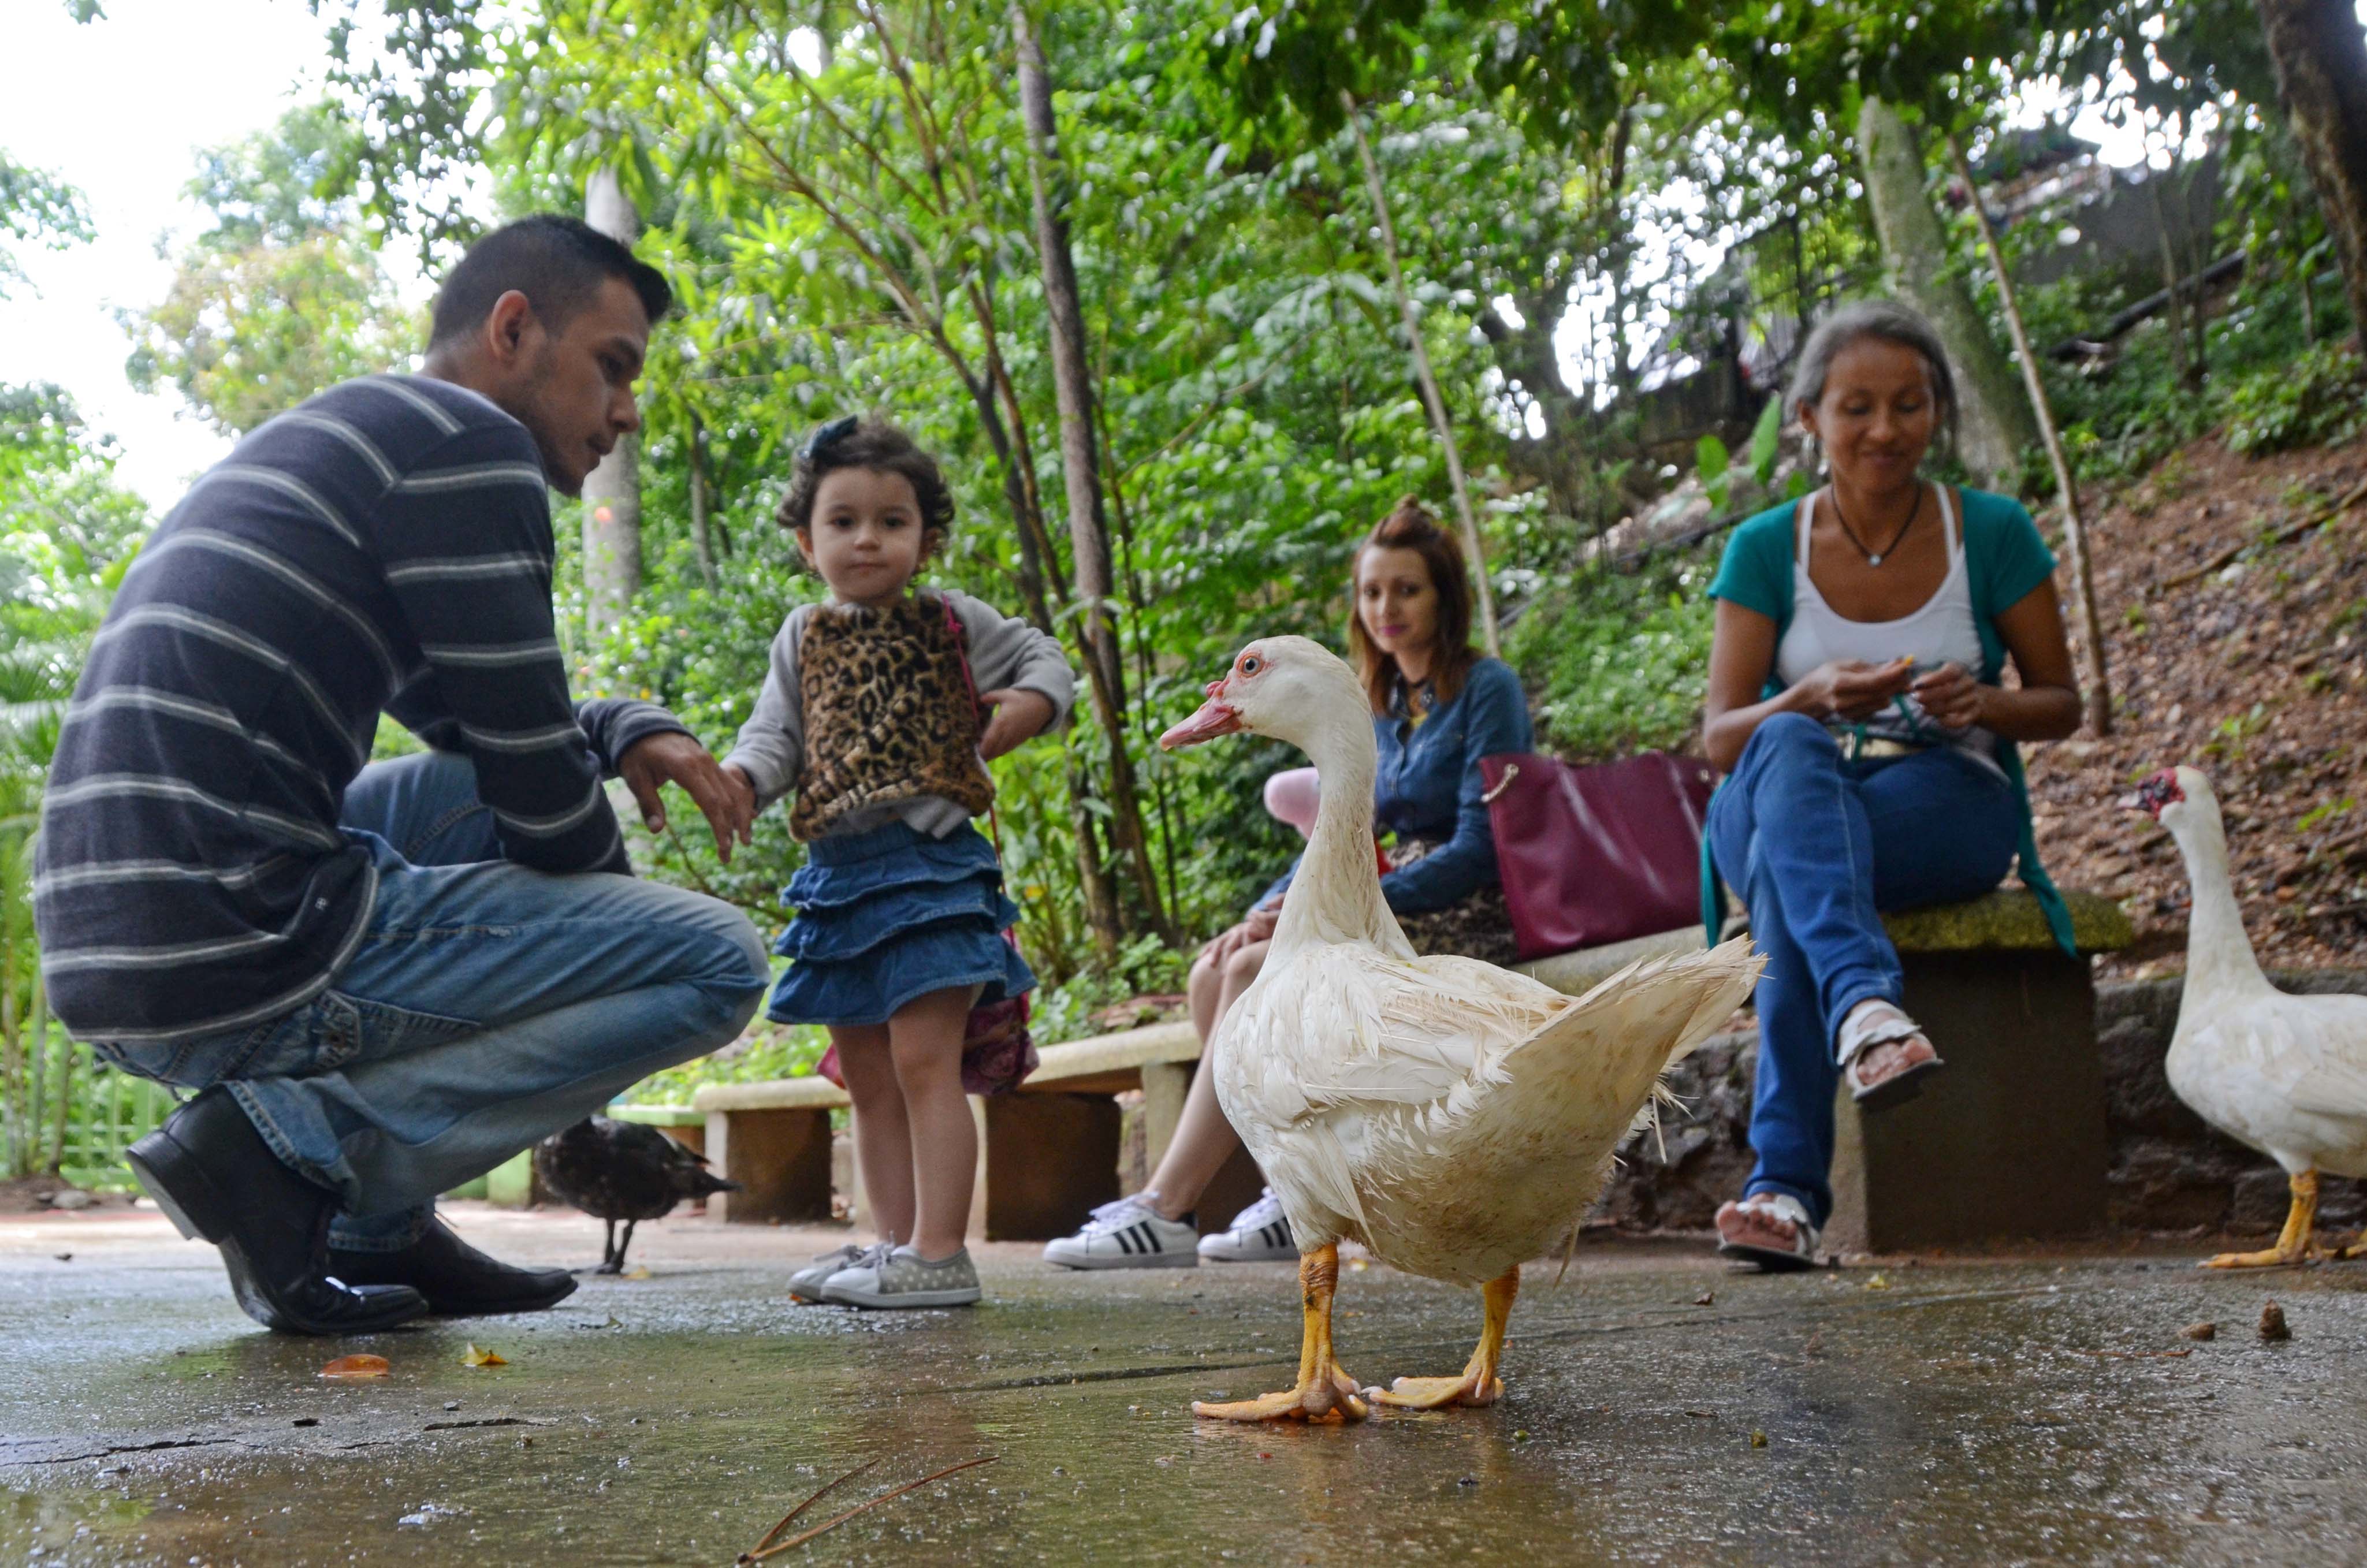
[788,1242,871,1303]
[821,1245,982,1309]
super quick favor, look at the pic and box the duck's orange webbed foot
[2204,1171,2322,1268]
[1373,1266,1517,1412]
[1193,1245,1369,1424]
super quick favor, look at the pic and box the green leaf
[1747,396,1783,484]
[1696,434,1729,484]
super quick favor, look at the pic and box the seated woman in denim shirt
[1041,497,1534,1272]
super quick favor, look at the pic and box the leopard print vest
[790,593,996,841]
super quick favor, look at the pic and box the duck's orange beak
[1159,679,1244,750]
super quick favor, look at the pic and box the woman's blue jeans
[1706,714,2020,1228]
[98,750,770,1250]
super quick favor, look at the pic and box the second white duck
[2131,765,2367,1267]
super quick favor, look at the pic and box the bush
[2223,345,2367,457]
[1505,556,1716,762]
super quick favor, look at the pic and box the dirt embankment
[2022,434,2367,979]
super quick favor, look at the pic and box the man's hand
[618,731,753,863]
[977,687,1056,761]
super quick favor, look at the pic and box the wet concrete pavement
[5,1205,2366,1565]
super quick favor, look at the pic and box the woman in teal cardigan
[1701,299,2083,1269]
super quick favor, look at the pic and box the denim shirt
[1260,656,1534,917]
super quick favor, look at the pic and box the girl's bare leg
[829,1023,913,1247]
[1143,940,1270,1221]
[887,986,978,1260]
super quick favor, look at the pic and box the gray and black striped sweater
[34,374,687,1047]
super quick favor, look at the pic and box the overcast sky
[0,2,2267,512]
[0,0,437,508]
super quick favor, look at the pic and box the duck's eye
[1240,656,1261,676]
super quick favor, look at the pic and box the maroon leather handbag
[1477,751,1715,962]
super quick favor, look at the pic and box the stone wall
[1593,971,2367,1238]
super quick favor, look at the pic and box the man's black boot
[126,1087,428,1335]
[330,1219,578,1316]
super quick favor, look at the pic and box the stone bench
[691,1019,1270,1240]
[1826,888,2132,1252]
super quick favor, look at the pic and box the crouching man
[34,216,769,1334]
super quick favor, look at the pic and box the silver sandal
[1837,1001,1942,1110]
[1715,1192,1820,1272]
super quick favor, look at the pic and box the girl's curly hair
[774,416,956,552]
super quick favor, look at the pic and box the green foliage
[0,386,147,1178]
[0,150,92,297]
[1505,558,1716,762]
[124,105,418,434]
[2223,345,2367,457]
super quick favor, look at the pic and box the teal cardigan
[1698,486,2076,956]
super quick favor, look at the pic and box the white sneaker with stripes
[1197,1187,1298,1262]
[1040,1193,1199,1270]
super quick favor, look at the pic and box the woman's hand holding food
[1792,658,1915,722]
[1909,661,1984,731]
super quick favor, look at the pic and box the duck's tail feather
[1497,937,1763,1163]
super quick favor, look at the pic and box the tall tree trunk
[2255,0,2367,342]
[1945,136,2114,738]
[581,167,643,640]
[1857,98,2038,491]
[1013,5,1173,943]
[687,412,718,590]
[1343,92,1502,657]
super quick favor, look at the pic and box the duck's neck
[2171,807,2270,1004]
[1271,707,1403,956]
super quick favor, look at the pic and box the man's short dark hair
[426,215,673,349]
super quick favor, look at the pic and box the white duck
[1159,636,1761,1422]
[2131,765,2367,1267]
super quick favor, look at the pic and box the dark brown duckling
[533,1117,739,1273]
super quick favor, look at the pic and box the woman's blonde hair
[1345,496,1477,716]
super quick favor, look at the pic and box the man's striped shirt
[34,374,685,1046]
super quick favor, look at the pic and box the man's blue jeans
[1706,714,2021,1228]
[97,750,769,1250]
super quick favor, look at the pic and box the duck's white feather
[1189,636,1764,1288]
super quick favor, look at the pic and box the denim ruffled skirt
[765,819,1036,1028]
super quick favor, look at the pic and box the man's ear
[482,289,538,368]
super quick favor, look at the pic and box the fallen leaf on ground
[623,1265,653,1280]
[461,1344,507,1368]
[1864,1272,1890,1291]
[2182,1321,2217,1341]
[318,1354,390,1381]
[1694,1291,1714,1306]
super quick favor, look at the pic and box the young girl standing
[721,417,1073,1309]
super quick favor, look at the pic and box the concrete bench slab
[1828,888,2134,1253]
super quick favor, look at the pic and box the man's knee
[708,904,772,995]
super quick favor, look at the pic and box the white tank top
[1774,485,2000,772]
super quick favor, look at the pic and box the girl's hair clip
[799,415,858,461]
